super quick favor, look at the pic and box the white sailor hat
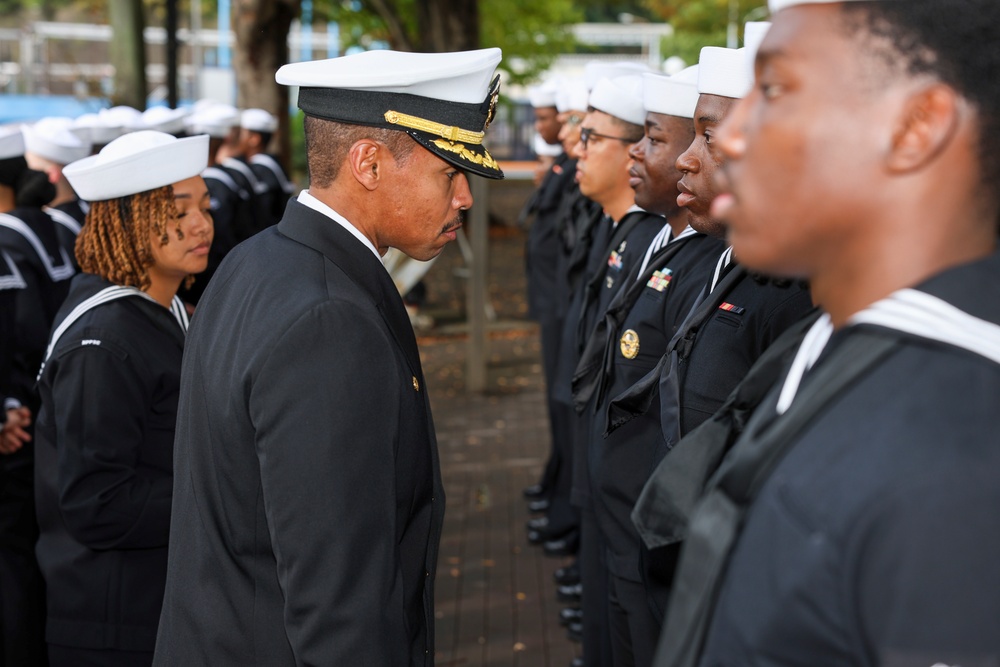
[698,47,750,99]
[23,117,91,164]
[72,113,117,146]
[241,108,278,133]
[642,66,700,120]
[63,131,209,202]
[584,61,653,91]
[743,22,772,81]
[185,104,240,138]
[0,127,25,160]
[528,80,559,109]
[589,75,646,126]
[276,48,504,179]
[129,106,189,134]
[556,78,590,114]
[99,106,142,139]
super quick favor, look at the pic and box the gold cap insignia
[620,329,640,360]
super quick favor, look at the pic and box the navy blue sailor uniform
[607,247,814,617]
[154,198,445,666]
[557,207,665,667]
[654,250,1000,667]
[46,199,89,269]
[0,207,75,407]
[522,153,582,498]
[221,156,271,236]
[566,226,723,666]
[249,152,295,228]
[34,272,189,662]
[0,206,74,667]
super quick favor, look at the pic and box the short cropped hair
[303,116,415,188]
[840,0,1000,197]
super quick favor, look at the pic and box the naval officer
[153,48,504,666]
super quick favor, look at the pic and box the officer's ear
[348,139,383,191]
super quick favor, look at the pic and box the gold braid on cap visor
[384,110,485,145]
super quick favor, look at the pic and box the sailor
[35,130,211,667]
[570,66,724,667]
[23,117,93,263]
[185,103,264,244]
[547,73,666,666]
[0,126,75,667]
[154,47,503,666]
[178,104,250,304]
[240,108,296,228]
[606,39,814,630]
[650,1,1000,665]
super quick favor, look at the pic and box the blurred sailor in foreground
[652,1,1000,665]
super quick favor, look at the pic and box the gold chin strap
[384,110,485,145]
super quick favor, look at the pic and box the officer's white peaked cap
[642,66,700,120]
[589,75,647,126]
[276,48,504,179]
[698,47,750,99]
[23,117,90,164]
[64,131,209,201]
[241,108,278,133]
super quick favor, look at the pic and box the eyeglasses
[579,127,636,148]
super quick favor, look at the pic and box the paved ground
[416,186,583,666]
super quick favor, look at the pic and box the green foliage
[641,0,767,65]
[482,0,582,86]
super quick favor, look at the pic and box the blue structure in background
[300,0,313,61]
[0,96,106,124]
[218,0,231,68]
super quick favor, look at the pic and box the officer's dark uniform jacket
[653,250,1000,667]
[34,272,187,654]
[154,199,444,666]
[580,231,724,584]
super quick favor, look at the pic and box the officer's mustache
[441,209,465,234]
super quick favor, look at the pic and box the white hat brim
[64,134,209,201]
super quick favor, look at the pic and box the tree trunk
[108,0,148,109]
[232,0,298,168]
[417,0,480,52]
